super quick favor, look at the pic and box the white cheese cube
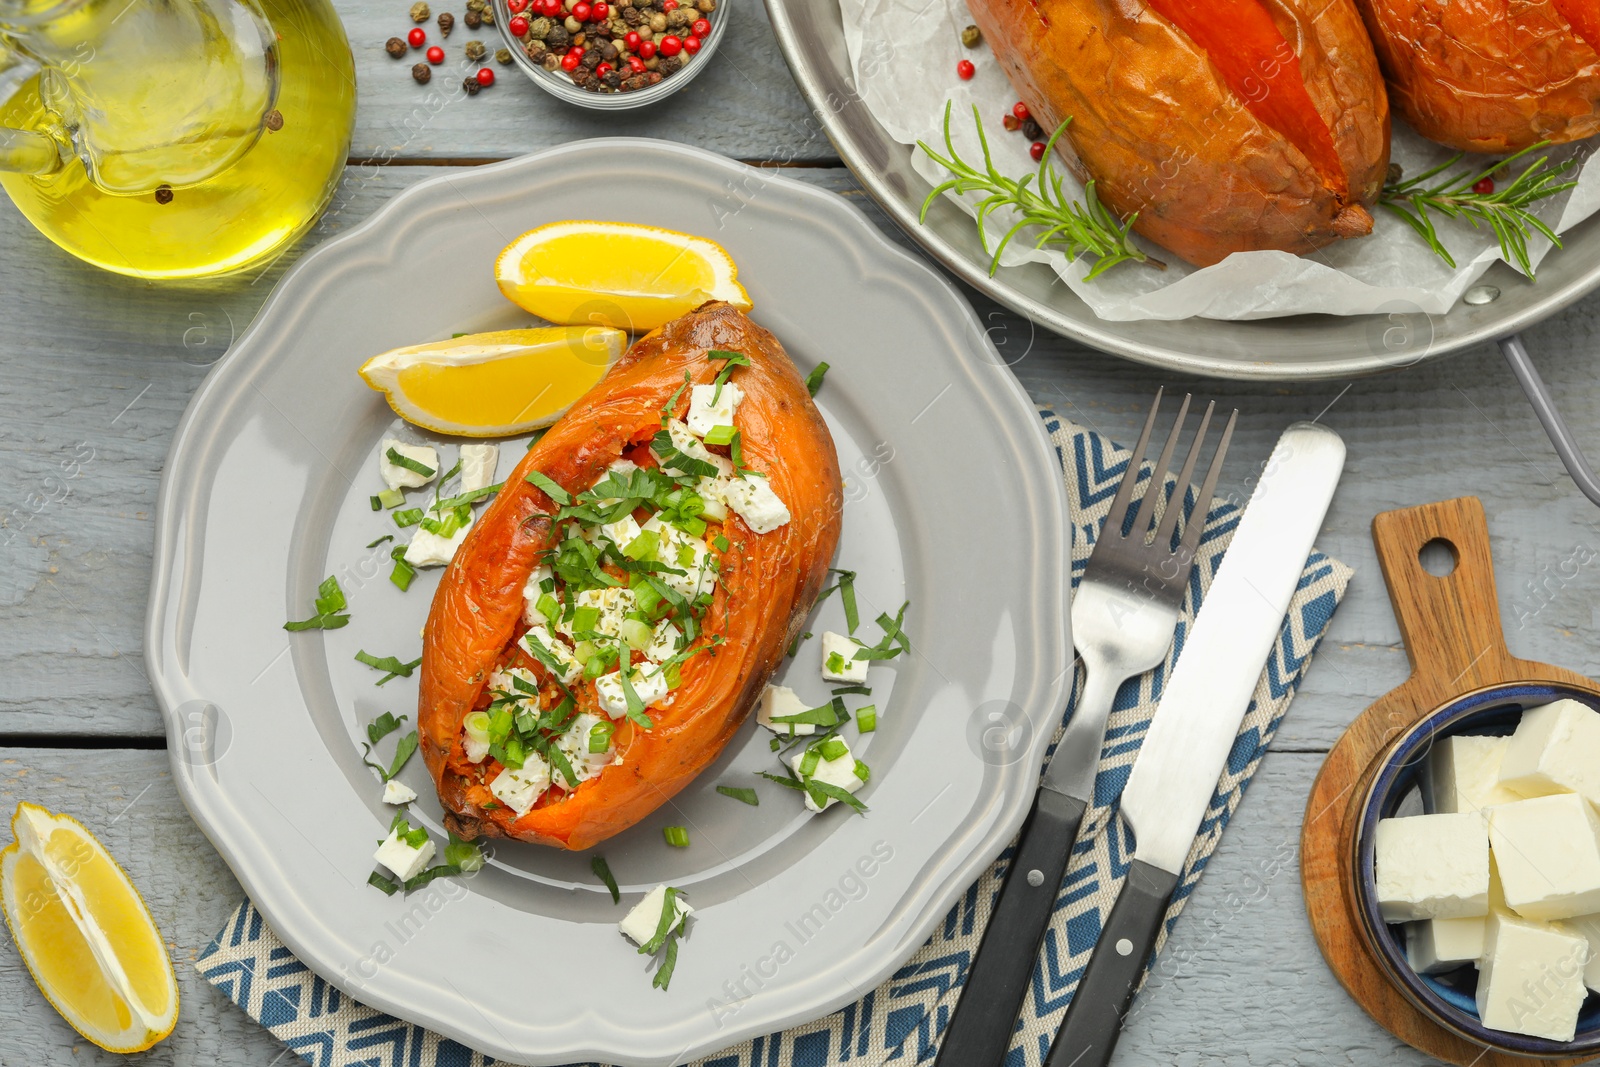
[1428,734,1522,815]
[789,738,866,813]
[550,712,617,791]
[1477,911,1589,1041]
[382,779,418,806]
[723,473,791,535]
[641,515,714,598]
[373,828,435,882]
[1406,916,1486,974]
[594,665,670,719]
[1374,812,1490,921]
[820,631,869,684]
[1498,699,1600,805]
[520,625,583,685]
[558,586,634,641]
[404,517,472,567]
[645,619,684,663]
[458,443,499,493]
[596,513,642,551]
[1556,913,1600,992]
[757,684,817,736]
[489,754,551,817]
[379,438,439,490]
[521,564,554,626]
[686,382,743,438]
[619,884,692,946]
[1490,793,1600,920]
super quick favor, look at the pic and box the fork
[933,389,1236,1067]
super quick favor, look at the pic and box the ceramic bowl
[494,0,728,109]
[1351,681,1600,1057]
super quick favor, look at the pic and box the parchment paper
[840,0,1600,321]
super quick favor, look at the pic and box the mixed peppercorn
[510,0,717,94]
[385,0,512,95]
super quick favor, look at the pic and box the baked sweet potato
[967,0,1391,267]
[417,303,842,850]
[1353,0,1600,153]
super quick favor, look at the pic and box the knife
[1043,421,1346,1067]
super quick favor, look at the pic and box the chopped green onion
[385,447,436,479]
[525,470,572,505]
[623,529,660,561]
[591,855,620,904]
[376,487,406,509]
[826,651,848,674]
[702,424,737,446]
[390,556,415,591]
[716,785,759,806]
[621,617,653,650]
[769,736,781,751]
[284,575,351,631]
[800,748,821,777]
[536,592,560,624]
[366,711,408,745]
[463,711,491,745]
[663,825,690,848]
[819,737,848,762]
[857,705,877,732]
[369,494,383,511]
[572,605,601,635]
[589,720,615,753]
[714,535,730,553]
[804,362,829,396]
[393,507,424,528]
[854,759,871,781]
[443,830,486,873]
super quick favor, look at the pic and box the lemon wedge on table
[495,220,753,332]
[359,327,627,437]
[0,802,178,1053]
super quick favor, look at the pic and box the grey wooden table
[3,3,1600,1064]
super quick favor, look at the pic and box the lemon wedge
[494,220,752,332]
[359,326,627,437]
[0,802,178,1053]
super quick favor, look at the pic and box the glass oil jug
[0,0,356,278]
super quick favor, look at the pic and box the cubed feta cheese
[458,443,499,493]
[373,828,435,882]
[619,884,692,946]
[521,625,583,684]
[404,517,472,567]
[558,586,634,641]
[820,631,869,684]
[594,664,670,719]
[596,513,643,551]
[521,563,554,626]
[489,754,551,817]
[645,619,684,663]
[723,473,791,534]
[382,779,418,806]
[686,382,743,438]
[1428,734,1521,815]
[1498,699,1600,805]
[1557,913,1600,992]
[550,712,618,791]
[1477,911,1589,1041]
[641,515,714,598]
[789,737,866,813]
[1406,915,1486,974]
[379,438,439,490]
[757,683,816,736]
[488,665,539,700]
[1489,793,1600,920]
[1374,812,1491,921]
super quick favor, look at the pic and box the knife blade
[1044,421,1346,1067]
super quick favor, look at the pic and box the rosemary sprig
[1380,142,1581,280]
[917,102,1161,280]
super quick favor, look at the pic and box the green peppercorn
[960,23,981,47]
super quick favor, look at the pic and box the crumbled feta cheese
[608,457,640,478]
[490,754,551,817]
[373,828,435,881]
[757,683,816,736]
[1498,699,1600,806]
[1428,734,1520,816]
[820,631,869,684]
[521,564,554,626]
[696,477,730,522]
[550,712,617,791]
[1374,812,1491,922]
[640,515,714,598]
[596,513,643,551]
[789,737,866,813]
[594,664,670,719]
[459,443,499,493]
[723,473,790,534]
[463,733,489,763]
[1489,794,1600,920]
[488,665,540,699]
[658,419,722,467]
[619,884,692,946]
[521,625,583,684]
[687,382,743,438]
[404,517,472,567]
[1477,911,1589,1041]
[557,586,635,641]
[645,619,684,663]
[379,438,439,491]
[382,779,418,806]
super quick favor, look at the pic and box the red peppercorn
[663,0,678,9]
[659,34,682,55]
[509,15,528,34]
[956,58,975,80]
[596,61,613,76]
[571,1,590,20]
[1473,177,1495,194]
[627,54,645,71]
[1012,101,1030,122]
[561,48,581,69]
[638,39,656,58]
[683,34,700,52]
[691,17,710,35]
[1029,141,1045,162]
[476,66,494,85]
[426,44,444,62]
[508,0,526,9]
[591,1,608,18]
[408,26,426,46]
[623,30,640,49]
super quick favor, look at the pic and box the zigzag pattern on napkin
[197,410,1352,1067]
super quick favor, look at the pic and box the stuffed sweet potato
[1353,0,1600,153]
[967,0,1391,267]
[417,303,842,850]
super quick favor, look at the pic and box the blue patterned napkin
[198,409,1352,1067]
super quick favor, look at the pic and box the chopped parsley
[716,785,759,806]
[591,855,621,904]
[524,470,572,505]
[385,447,436,479]
[361,730,418,783]
[355,650,422,686]
[365,711,408,745]
[284,575,350,631]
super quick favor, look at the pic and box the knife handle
[934,789,1087,1067]
[1044,859,1180,1067]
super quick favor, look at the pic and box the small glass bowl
[493,0,730,110]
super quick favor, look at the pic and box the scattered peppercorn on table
[5,2,1600,1064]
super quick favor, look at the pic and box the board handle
[1371,497,1514,707]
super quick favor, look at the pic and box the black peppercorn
[546,23,569,48]
[462,74,481,94]
[264,109,284,131]
[412,62,432,83]
[154,184,174,204]
[385,36,407,57]
[1022,118,1041,140]
[437,11,454,34]
[659,53,682,75]
[463,8,481,27]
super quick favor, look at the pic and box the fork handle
[932,788,1088,1067]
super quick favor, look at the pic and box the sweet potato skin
[1353,0,1600,153]
[966,0,1390,268]
[416,303,842,850]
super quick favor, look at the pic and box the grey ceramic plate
[146,139,1072,1066]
